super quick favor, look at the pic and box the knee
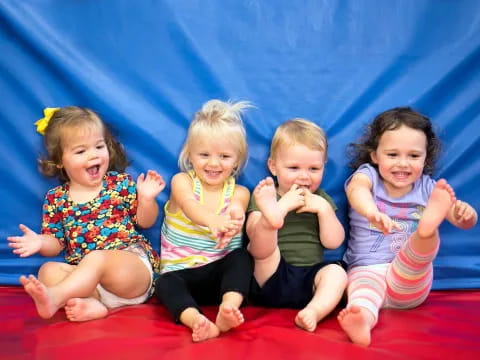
[38,261,73,284]
[38,261,60,278]
[323,264,348,288]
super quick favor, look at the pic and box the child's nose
[88,149,99,160]
[298,170,309,179]
[208,157,220,166]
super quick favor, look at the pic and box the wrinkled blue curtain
[1,0,479,288]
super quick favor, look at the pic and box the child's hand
[7,224,43,257]
[296,190,330,215]
[137,170,166,201]
[278,184,305,214]
[215,206,246,249]
[366,210,401,235]
[453,200,478,227]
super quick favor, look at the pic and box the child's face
[60,125,110,190]
[268,143,325,196]
[370,125,427,197]
[189,137,239,189]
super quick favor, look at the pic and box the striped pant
[346,237,439,323]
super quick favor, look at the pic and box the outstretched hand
[7,224,42,257]
[366,210,401,235]
[215,206,245,250]
[137,170,166,200]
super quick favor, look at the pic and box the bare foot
[337,305,373,346]
[192,314,220,342]
[215,304,244,332]
[65,298,108,322]
[20,275,60,319]
[295,307,319,332]
[417,179,455,239]
[254,177,284,229]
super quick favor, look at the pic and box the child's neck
[69,183,103,204]
[201,184,225,213]
[383,182,413,199]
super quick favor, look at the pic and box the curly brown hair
[38,106,129,182]
[348,107,441,175]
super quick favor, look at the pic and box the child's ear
[370,151,378,164]
[267,157,276,176]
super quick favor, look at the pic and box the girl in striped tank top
[155,99,253,342]
[338,107,477,346]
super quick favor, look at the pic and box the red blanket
[1,287,479,360]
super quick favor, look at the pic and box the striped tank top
[160,172,243,274]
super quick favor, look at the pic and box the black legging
[155,248,253,322]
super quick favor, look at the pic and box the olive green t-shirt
[247,189,337,267]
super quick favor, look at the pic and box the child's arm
[346,173,400,234]
[215,185,250,249]
[170,173,235,239]
[297,190,344,249]
[446,199,478,230]
[7,224,63,257]
[136,170,166,228]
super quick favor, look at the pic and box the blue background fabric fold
[1,0,479,288]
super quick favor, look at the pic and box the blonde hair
[178,99,251,177]
[38,106,128,182]
[270,118,327,160]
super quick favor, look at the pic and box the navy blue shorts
[249,257,346,309]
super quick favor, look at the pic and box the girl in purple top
[7,106,165,322]
[337,107,477,346]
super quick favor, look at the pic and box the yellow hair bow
[35,107,60,135]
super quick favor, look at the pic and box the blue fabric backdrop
[1,0,479,288]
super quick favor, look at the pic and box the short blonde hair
[270,118,327,160]
[178,99,251,177]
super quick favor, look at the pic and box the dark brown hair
[348,107,441,175]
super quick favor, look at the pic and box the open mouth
[87,165,100,176]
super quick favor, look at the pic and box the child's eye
[96,144,106,150]
[199,153,209,157]
[220,154,231,159]
[310,167,320,171]
[75,149,85,155]
[288,166,298,170]
[410,154,421,159]
[387,153,397,157]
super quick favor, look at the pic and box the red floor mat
[1,286,479,360]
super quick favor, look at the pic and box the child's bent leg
[295,264,347,332]
[386,180,455,310]
[411,179,455,254]
[22,250,151,319]
[253,177,285,230]
[155,269,220,341]
[338,266,386,346]
[216,248,253,332]
[247,178,283,286]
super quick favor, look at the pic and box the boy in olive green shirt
[246,118,347,332]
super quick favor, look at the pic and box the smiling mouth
[392,171,410,179]
[87,165,100,176]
